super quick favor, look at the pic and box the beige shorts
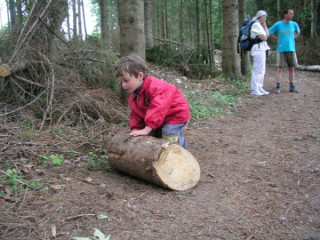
[277,52,298,67]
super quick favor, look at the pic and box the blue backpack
[238,19,262,52]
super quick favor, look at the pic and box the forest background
[0,0,319,124]
[0,1,320,239]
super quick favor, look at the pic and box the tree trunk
[196,0,200,46]
[81,0,87,39]
[9,0,16,26]
[179,0,184,45]
[277,0,281,20]
[117,0,145,59]
[208,0,215,72]
[100,0,109,46]
[238,0,250,76]
[72,0,78,42]
[144,0,154,49]
[165,0,169,40]
[161,0,166,39]
[77,0,82,39]
[107,133,201,191]
[117,0,145,104]
[222,0,241,80]
[16,0,23,25]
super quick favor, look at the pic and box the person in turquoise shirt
[269,8,300,93]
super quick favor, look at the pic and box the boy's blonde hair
[115,54,148,78]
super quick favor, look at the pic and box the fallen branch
[296,65,320,72]
[15,75,45,87]
[63,213,96,221]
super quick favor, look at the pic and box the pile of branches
[0,18,128,131]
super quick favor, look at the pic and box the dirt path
[1,66,319,240]
[186,65,320,239]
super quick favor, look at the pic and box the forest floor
[0,64,320,240]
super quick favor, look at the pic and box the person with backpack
[250,10,270,96]
[269,8,300,94]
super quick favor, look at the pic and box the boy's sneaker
[275,87,280,94]
[289,86,299,93]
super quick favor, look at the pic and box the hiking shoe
[251,90,264,96]
[289,86,299,93]
[275,87,280,94]
[259,88,269,95]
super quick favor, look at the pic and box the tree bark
[72,0,78,42]
[117,0,145,103]
[208,0,215,72]
[107,133,201,191]
[238,0,250,75]
[100,0,109,47]
[117,0,145,59]
[144,0,154,49]
[179,0,184,45]
[77,0,82,39]
[196,0,200,46]
[222,0,241,80]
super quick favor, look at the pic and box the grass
[185,79,249,119]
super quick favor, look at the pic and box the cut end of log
[0,64,10,77]
[153,144,200,191]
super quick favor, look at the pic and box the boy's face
[117,71,143,93]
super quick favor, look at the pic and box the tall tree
[222,0,241,80]
[238,0,250,75]
[100,0,109,46]
[8,0,16,26]
[311,0,318,41]
[81,0,87,38]
[276,0,281,20]
[16,0,23,24]
[117,0,145,103]
[144,0,154,48]
[187,0,193,46]
[117,0,145,59]
[196,0,201,46]
[179,0,184,44]
[208,0,215,71]
[72,0,78,42]
[77,0,82,39]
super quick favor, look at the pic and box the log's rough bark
[107,133,200,191]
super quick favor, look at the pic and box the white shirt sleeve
[250,22,266,39]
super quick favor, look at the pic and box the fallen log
[0,62,27,77]
[107,133,200,191]
[296,65,320,72]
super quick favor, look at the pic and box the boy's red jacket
[128,76,190,130]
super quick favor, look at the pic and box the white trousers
[250,50,266,92]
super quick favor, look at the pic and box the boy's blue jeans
[149,122,189,149]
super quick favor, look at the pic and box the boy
[115,54,190,149]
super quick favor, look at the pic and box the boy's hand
[129,126,152,137]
